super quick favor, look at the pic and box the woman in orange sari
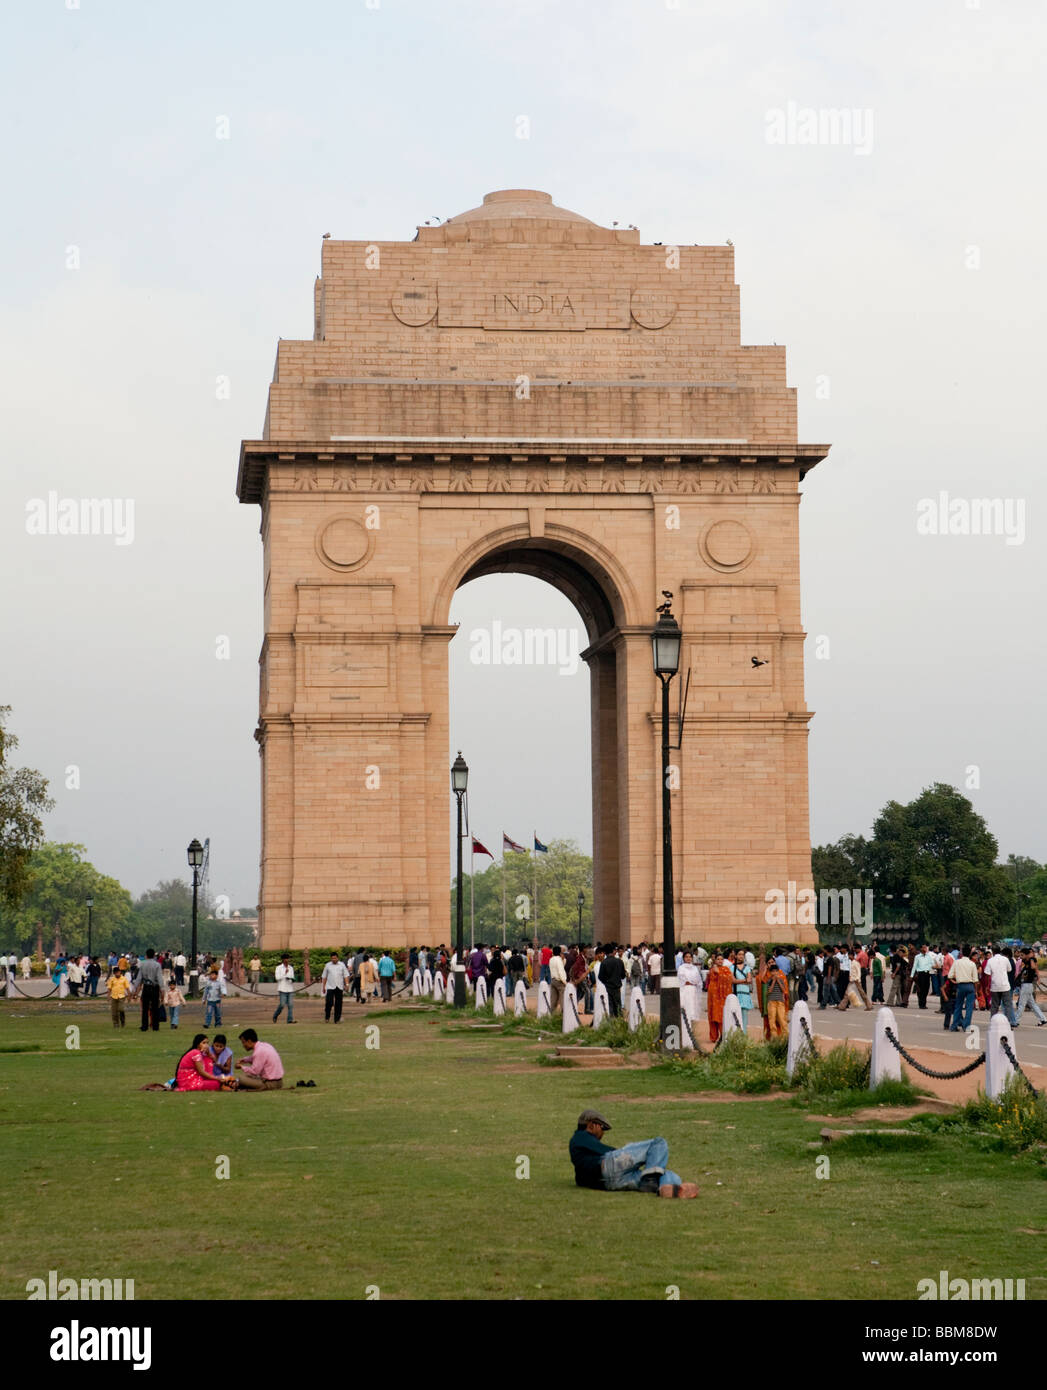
[706,953,734,1043]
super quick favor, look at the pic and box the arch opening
[448,549,625,945]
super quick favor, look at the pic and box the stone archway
[237,189,828,948]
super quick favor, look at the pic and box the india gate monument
[237,189,829,949]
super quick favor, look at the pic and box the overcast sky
[2,0,1044,909]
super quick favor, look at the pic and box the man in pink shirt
[235,1029,285,1090]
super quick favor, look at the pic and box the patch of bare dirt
[596,1091,791,1104]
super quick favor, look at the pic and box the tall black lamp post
[187,839,204,998]
[451,753,468,1007]
[86,896,94,960]
[951,882,960,941]
[652,598,683,1049]
[577,889,585,942]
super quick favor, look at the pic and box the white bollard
[722,993,743,1038]
[432,972,445,1003]
[591,981,609,1029]
[869,1006,902,1087]
[514,979,527,1017]
[628,986,646,1031]
[562,983,580,1034]
[536,980,552,1019]
[786,1000,816,1079]
[5,973,16,999]
[423,969,433,996]
[411,969,422,997]
[58,977,69,999]
[986,1012,1018,1100]
[493,979,506,1016]
[474,976,488,1009]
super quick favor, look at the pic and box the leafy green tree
[0,842,130,956]
[125,879,256,955]
[865,784,1011,938]
[450,839,593,945]
[0,707,55,912]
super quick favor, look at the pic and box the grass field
[1,996,1045,1301]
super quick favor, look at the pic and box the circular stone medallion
[699,519,754,572]
[316,516,373,572]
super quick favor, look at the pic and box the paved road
[637,989,1047,1064]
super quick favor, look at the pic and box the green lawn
[1,998,1044,1301]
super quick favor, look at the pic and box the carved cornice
[237,440,828,505]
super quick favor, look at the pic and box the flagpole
[532,833,538,943]
[501,847,507,946]
[470,836,475,950]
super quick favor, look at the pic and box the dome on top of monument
[445,189,597,226]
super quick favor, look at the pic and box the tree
[1,842,131,956]
[450,840,594,945]
[866,784,1012,938]
[0,707,55,911]
[125,879,257,955]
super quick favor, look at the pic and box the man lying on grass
[569,1110,698,1199]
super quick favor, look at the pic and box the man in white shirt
[21,955,31,979]
[910,945,936,1010]
[321,951,350,1022]
[648,950,663,995]
[986,950,1017,1025]
[173,952,187,987]
[548,946,568,1012]
[273,954,297,1023]
[948,946,979,1032]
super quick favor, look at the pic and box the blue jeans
[88,978,99,996]
[204,1000,221,1026]
[950,982,975,1031]
[539,964,551,984]
[600,1138,681,1192]
[274,991,294,1022]
[169,1005,180,1027]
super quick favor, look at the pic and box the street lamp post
[451,753,468,1008]
[187,839,204,998]
[577,889,585,943]
[951,882,960,942]
[652,597,683,1050]
[86,897,94,960]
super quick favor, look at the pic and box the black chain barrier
[884,1026,986,1079]
[799,1015,820,1060]
[1000,1036,1043,1098]
[7,979,61,1000]
[568,990,582,1029]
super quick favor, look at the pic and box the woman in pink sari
[175,1034,223,1091]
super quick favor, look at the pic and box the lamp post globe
[187,839,204,998]
[651,600,682,1051]
[576,889,585,942]
[451,753,468,1008]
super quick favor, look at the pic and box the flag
[503,833,526,853]
[534,836,548,853]
[472,837,494,859]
